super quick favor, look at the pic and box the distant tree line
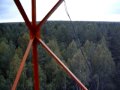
[0,21,120,90]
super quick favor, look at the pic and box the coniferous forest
[0,21,120,90]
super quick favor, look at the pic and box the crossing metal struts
[11,0,88,90]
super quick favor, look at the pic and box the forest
[0,21,120,90]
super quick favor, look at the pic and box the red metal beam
[11,39,34,90]
[32,0,36,26]
[31,0,40,39]
[37,38,88,90]
[32,40,40,90]
[14,0,33,32]
[32,0,40,90]
[37,0,64,28]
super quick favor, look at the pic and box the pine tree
[92,37,115,76]
[0,75,9,90]
[65,40,78,60]
[0,40,14,75]
[91,37,116,90]
[44,39,67,90]
[8,48,27,90]
[47,39,62,59]
[68,49,90,86]
[18,32,29,51]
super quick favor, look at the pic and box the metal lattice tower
[11,0,88,90]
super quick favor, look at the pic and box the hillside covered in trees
[0,21,120,90]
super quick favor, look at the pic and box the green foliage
[92,37,115,76]
[8,53,21,83]
[82,38,116,90]
[68,49,90,86]
[0,75,9,90]
[65,40,78,60]
[0,22,119,90]
[8,51,27,90]
[0,40,15,74]
[47,39,62,59]
[25,78,33,90]
[18,32,29,51]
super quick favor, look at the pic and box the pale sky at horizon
[0,0,120,23]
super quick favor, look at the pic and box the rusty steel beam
[14,0,33,32]
[37,38,88,90]
[32,0,36,26]
[37,0,64,28]
[32,0,40,90]
[11,39,34,90]
[32,40,40,90]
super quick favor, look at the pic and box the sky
[0,0,120,23]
